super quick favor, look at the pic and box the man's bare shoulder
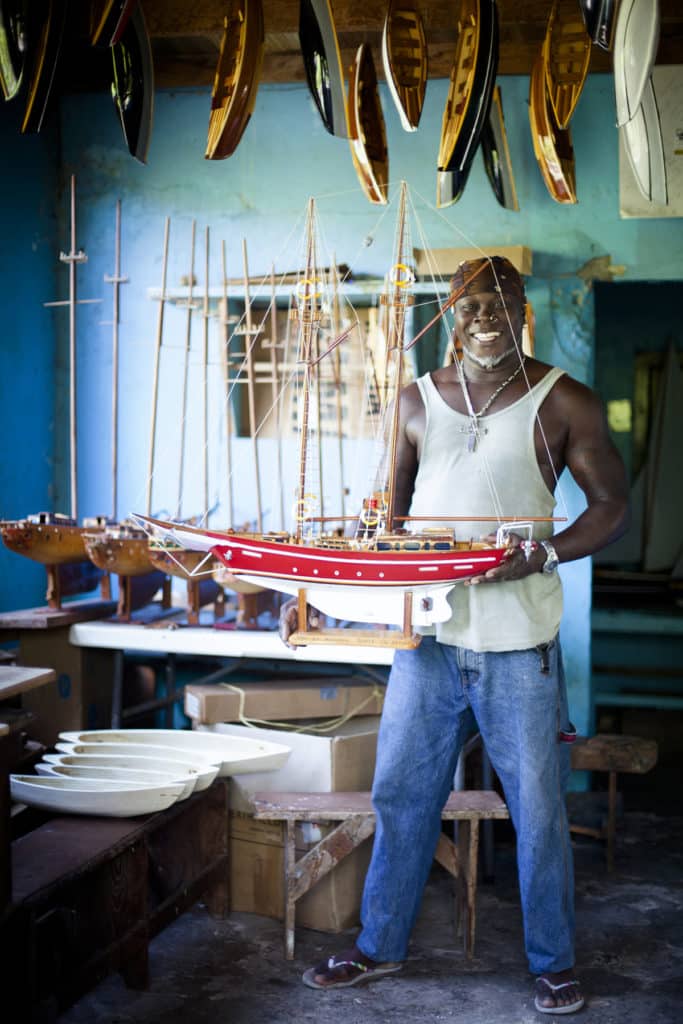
[399,378,426,410]
[529,359,603,415]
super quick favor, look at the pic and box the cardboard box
[230,809,373,932]
[199,717,381,807]
[413,244,532,278]
[184,677,385,725]
[201,718,381,930]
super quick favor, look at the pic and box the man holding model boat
[281,256,629,1015]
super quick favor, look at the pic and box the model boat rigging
[135,184,565,648]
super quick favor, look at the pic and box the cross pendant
[461,423,487,452]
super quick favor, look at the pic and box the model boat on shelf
[347,43,389,205]
[0,0,28,100]
[481,85,519,211]
[205,0,264,160]
[299,0,349,137]
[111,1,154,162]
[381,0,427,132]
[579,0,618,51]
[529,50,577,204]
[437,0,498,208]
[21,0,67,133]
[44,750,219,791]
[543,0,591,130]
[620,75,667,205]
[135,185,561,649]
[613,0,660,128]
[10,774,186,817]
[36,761,199,800]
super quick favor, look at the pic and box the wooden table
[251,789,510,959]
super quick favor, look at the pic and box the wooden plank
[434,832,459,877]
[288,815,376,903]
[252,789,509,820]
[0,600,116,631]
[570,734,658,774]
[0,665,56,699]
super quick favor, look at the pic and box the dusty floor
[58,810,683,1024]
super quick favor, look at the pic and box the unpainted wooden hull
[613,0,660,127]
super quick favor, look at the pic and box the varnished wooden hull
[381,0,427,132]
[21,0,67,134]
[90,0,136,47]
[147,544,217,581]
[205,0,265,160]
[0,520,88,565]
[111,2,153,162]
[347,43,389,205]
[543,0,591,130]
[299,0,349,137]
[0,0,28,100]
[83,532,155,576]
[529,52,577,204]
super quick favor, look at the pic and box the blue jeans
[357,636,575,975]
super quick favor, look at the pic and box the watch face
[542,542,559,573]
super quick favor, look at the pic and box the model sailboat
[135,184,551,649]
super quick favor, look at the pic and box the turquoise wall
[0,102,60,612]
[3,72,683,733]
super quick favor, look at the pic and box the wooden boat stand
[252,789,510,959]
[288,587,422,649]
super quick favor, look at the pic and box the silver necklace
[457,358,526,452]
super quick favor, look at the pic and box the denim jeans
[357,636,575,975]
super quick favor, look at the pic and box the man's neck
[460,345,521,381]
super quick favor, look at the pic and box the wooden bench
[252,789,509,959]
[570,733,658,870]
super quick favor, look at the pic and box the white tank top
[410,367,565,652]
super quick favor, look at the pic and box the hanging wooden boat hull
[205,0,265,160]
[613,0,660,127]
[347,43,389,205]
[299,0,349,137]
[0,0,28,100]
[529,52,577,204]
[134,515,510,629]
[621,76,667,205]
[90,0,136,47]
[543,0,591,130]
[381,0,428,132]
[21,0,67,134]
[481,85,519,211]
[438,0,498,174]
[579,0,618,51]
[111,1,153,163]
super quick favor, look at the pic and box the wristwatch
[540,540,560,574]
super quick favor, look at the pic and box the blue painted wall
[2,73,683,734]
[0,102,60,612]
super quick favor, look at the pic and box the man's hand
[464,532,546,586]
[278,597,321,649]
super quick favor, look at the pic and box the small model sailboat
[437,0,498,208]
[111,1,154,163]
[205,0,265,160]
[135,185,554,649]
[347,43,389,206]
[0,175,109,608]
[0,0,28,100]
[299,0,350,138]
[381,0,428,132]
[82,206,170,620]
[543,0,591,130]
[529,49,577,204]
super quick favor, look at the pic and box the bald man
[297,257,628,1014]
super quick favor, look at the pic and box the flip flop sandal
[534,977,585,1015]
[302,954,402,990]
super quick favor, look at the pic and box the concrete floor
[58,810,683,1024]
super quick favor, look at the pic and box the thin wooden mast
[201,226,210,520]
[241,239,263,532]
[220,240,235,528]
[146,217,170,516]
[268,265,285,529]
[177,219,197,519]
[384,181,411,532]
[294,198,321,542]
[104,198,128,521]
[330,256,347,518]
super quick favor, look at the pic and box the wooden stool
[570,734,658,871]
[252,790,509,959]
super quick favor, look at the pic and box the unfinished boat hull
[613,0,660,127]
